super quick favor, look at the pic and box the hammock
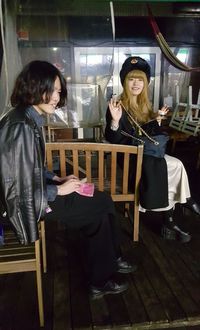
[147,5,200,72]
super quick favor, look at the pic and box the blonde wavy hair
[120,70,157,124]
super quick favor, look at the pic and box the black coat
[0,107,47,244]
[105,108,169,209]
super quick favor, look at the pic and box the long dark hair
[11,60,67,108]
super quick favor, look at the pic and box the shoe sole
[117,265,138,274]
[90,284,128,300]
[162,236,191,243]
[161,226,191,243]
[178,234,192,243]
[182,205,200,217]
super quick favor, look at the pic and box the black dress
[105,108,169,209]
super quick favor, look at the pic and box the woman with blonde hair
[105,56,200,243]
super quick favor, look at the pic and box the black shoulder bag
[120,103,169,158]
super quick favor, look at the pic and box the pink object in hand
[76,183,95,197]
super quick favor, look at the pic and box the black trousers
[44,190,121,286]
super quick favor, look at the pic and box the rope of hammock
[147,5,200,72]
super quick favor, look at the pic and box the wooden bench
[46,142,143,241]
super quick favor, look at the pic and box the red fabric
[147,5,200,72]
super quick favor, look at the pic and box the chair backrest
[170,85,200,136]
[46,142,143,241]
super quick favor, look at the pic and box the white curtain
[0,0,22,117]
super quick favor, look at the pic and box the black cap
[120,56,151,85]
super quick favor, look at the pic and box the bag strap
[120,102,159,145]
[121,130,145,144]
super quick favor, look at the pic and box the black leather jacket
[0,107,48,244]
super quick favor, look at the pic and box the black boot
[182,197,200,216]
[161,208,191,243]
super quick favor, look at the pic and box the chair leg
[197,150,200,170]
[133,204,139,242]
[35,240,44,327]
[124,202,139,241]
[124,202,129,218]
[171,138,176,153]
[40,220,47,273]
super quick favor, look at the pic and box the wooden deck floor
[0,139,199,330]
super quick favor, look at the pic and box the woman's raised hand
[158,105,169,117]
[157,105,169,125]
[109,95,122,123]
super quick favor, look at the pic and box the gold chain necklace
[120,102,159,145]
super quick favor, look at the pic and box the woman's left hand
[157,105,169,125]
[158,105,169,117]
[53,174,78,183]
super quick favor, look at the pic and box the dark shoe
[89,280,128,300]
[183,198,200,216]
[161,225,191,243]
[117,257,137,274]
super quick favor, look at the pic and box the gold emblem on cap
[131,58,138,64]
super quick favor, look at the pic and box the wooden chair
[46,142,143,241]
[38,219,47,274]
[0,219,47,327]
[169,86,200,153]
